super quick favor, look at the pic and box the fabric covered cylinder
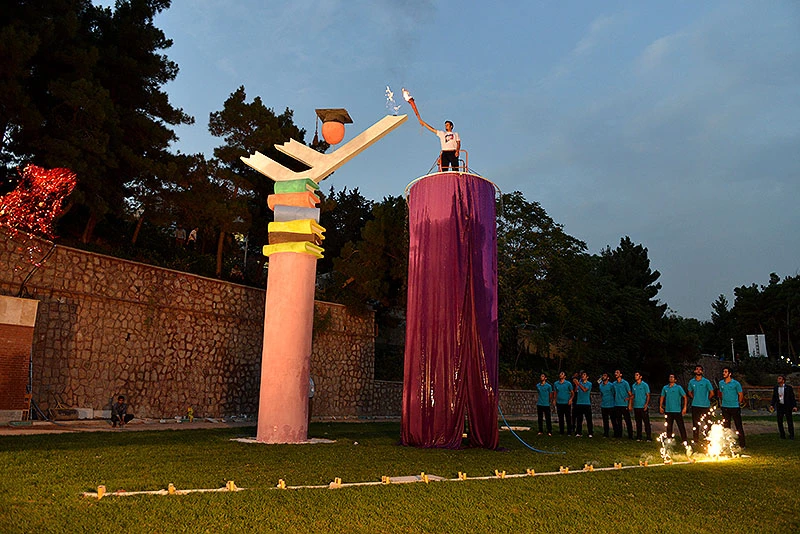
[401,173,499,449]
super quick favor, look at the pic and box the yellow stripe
[262,241,324,259]
[267,219,326,239]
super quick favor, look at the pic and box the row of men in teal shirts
[533,365,745,448]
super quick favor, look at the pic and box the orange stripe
[267,192,321,210]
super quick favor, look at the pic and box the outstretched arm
[419,118,436,134]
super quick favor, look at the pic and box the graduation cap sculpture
[240,110,407,444]
[316,108,352,145]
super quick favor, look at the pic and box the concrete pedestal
[256,252,317,443]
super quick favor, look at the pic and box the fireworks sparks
[658,408,740,464]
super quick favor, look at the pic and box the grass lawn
[1,421,798,533]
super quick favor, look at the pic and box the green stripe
[274,178,319,193]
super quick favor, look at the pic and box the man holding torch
[403,88,461,171]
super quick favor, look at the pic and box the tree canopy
[1,0,193,242]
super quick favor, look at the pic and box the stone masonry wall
[0,229,374,419]
[368,381,610,420]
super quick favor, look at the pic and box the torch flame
[401,87,421,119]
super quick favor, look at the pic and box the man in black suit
[770,375,797,439]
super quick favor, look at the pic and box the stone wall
[0,229,374,419]
[310,304,375,418]
[371,381,612,419]
[372,380,403,417]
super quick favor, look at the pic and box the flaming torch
[402,88,421,121]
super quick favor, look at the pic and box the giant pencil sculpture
[241,111,407,443]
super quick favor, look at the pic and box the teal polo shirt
[599,381,615,408]
[719,378,743,408]
[687,377,714,408]
[553,380,573,404]
[631,381,650,409]
[612,379,631,407]
[536,382,553,407]
[660,384,686,413]
[575,380,592,405]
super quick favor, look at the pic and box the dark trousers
[721,407,746,447]
[691,406,710,443]
[601,407,614,437]
[574,404,593,435]
[613,406,633,438]
[634,407,651,440]
[111,413,133,426]
[556,403,572,434]
[664,412,687,442]
[537,405,552,434]
[776,405,795,438]
[440,150,459,171]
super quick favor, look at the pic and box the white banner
[746,334,768,358]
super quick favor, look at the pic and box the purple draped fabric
[401,173,499,449]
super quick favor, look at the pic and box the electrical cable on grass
[498,405,565,455]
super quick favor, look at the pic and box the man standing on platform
[632,371,652,441]
[419,119,461,171]
[719,366,746,448]
[660,373,688,443]
[612,369,633,439]
[536,373,554,436]
[598,372,616,438]
[573,371,593,437]
[770,375,796,439]
[553,371,574,435]
[687,364,715,446]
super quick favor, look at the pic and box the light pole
[731,337,735,363]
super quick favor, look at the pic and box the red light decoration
[0,164,77,273]
[0,164,77,238]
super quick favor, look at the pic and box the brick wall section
[0,228,374,419]
[0,324,34,409]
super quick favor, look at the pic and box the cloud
[574,14,621,56]
[544,12,627,84]
[503,3,800,317]
[636,34,676,73]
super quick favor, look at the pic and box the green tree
[318,186,374,274]
[592,236,668,372]
[706,294,735,358]
[324,195,409,380]
[0,0,193,242]
[731,274,800,360]
[325,195,408,310]
[208,86,308,278]
[496,191,589,374]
